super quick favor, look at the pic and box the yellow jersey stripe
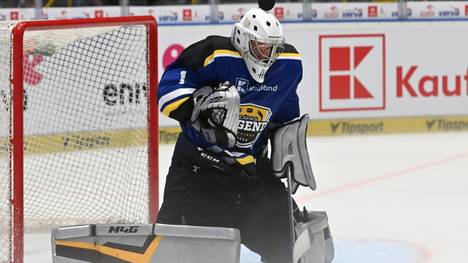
[159,88,195,111]
[204,49,241,66]
[278,52,301,60]
[162,97,190,117]
[279,52,300,57]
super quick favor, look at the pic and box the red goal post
[0,16,158,263]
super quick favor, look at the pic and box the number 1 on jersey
[179,70,187,84]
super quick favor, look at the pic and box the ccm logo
[108,226,139,234]
[201,152,220,163]
[319,34,386,112]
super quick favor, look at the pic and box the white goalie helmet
[231,8,285,83]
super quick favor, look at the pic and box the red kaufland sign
[319,34,386,112]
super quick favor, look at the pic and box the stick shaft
[287,167,296,262]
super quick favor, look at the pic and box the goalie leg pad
[271,114,316,193]
[294,211,334,263]
[52,224,241,263]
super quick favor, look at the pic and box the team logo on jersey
[237,104,272,148]
[235,78,249,94]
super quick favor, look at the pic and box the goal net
[0,17,158,263]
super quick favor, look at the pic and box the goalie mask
[231,8,285,83]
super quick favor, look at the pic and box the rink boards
[2,113,468,154]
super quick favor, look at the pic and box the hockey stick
[286,164,296,263]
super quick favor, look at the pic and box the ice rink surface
[24,131,468,263]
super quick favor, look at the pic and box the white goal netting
[0,22,12,263]
[0,20,156,263]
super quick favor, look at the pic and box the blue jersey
[158,36,302,167]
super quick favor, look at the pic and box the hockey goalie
[53,2,334,263]
[155,1,334,262]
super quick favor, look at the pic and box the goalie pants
[157,134,294,263]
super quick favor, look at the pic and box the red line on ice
[298,152,468,202]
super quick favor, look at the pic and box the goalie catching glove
[190,82,240,148]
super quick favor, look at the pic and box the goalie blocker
[271,114,334,263]
[271,114,316,194]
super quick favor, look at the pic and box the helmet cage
[248,35,284,67]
